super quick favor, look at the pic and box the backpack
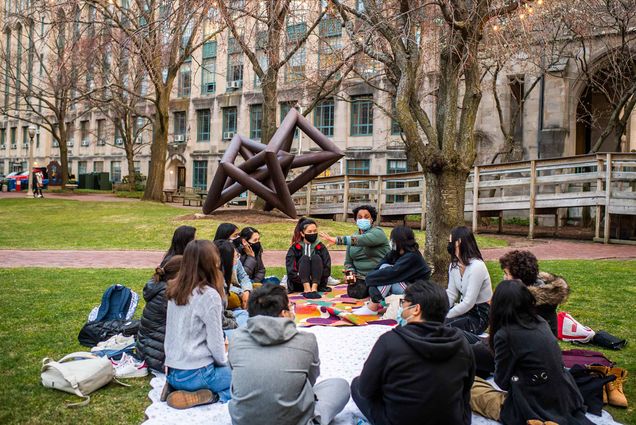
[41,352,126,407]
[557,311,595,343]
[78,319,140,347]
[87,284,139,323]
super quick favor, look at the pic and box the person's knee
[368,287,383,304]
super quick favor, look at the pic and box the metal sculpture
[203,108,344,218]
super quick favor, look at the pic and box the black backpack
[78,319,140,347]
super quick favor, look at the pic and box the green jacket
[338,226,390,279]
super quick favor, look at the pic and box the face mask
[396,304,416,327]
[232,237,243,248]
[250,242,262,255]
[447,241,455,256]
[304,233,318,243]
[357,218,372,231]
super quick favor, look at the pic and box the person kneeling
[351,280,475,425]
[229,284,350,425]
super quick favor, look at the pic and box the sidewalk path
[1,239,635,268]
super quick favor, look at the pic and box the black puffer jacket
[136,278,167,371]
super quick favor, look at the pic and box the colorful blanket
[289,284,396,327]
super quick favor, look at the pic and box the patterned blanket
[290,284,396,327]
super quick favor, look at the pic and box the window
[391,100,401,135]
[250,104,263,140]
[36,127,40,148]
[80,120,89,144]
[319,17,342,78]
[314,99,334,137]
[386,159,418,203]
[178,62,191,97]
[110,161,121,183]
[15,25,22,109]
[0,128,5,146]
[346,159,370,175]
[93,160,104,172]
[97,119,105,145]
[227,37,243,88]
[201,41,217,94]
[280,102,299,138]
[134,161,141,173]
[78,160,87,175]
[193,160,208,190]
[3,29,9,110]
[196,109,210,142]
[285,22,306,82]
[174,111,186,137]
[10,127,17,146]
[350,95,373,136]
[134,117,145,143]
[22,126,29,147]
[222,107,237,137]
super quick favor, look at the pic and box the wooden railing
[233,153,635,243]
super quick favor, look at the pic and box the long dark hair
[162,226,196,266]
[291,217,317,244]
[240,226,259,241]
[214,239,235,292]
[153,255,183,283]
[390,225,419,254]
[450,226,483,267]
[489,279,539,350]
[214,223,239,241]
[166,240,226,306]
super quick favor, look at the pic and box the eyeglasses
[399,298,412,307]
[288,302,296,312]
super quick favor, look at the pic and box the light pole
[26,126,36,198]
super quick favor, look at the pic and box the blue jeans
[167,363,232,403]
[224,308,249,340]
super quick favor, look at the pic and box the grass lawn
[1,261,634,424]
[0,198,507,251]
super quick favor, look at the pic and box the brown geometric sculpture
[203,108,344,218]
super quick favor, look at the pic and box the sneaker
[111,353,148,378]
[92,334,135,352]
[352,304,379,315]
[327,276,340,286]
[167,389,219,409]
[303,291,321,299]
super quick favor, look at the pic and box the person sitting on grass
[214,239,249,332]
[499,250,569,337]
[237,226,266,283]
[470,280,591,425]
[213,223,253,309]
[163,240,231,409]
[229,284,350,425]
[286,218,332,299]
[445,226,493,336]
[136,255,182,373]
[320,205,390,298]
[352,225,431,316]
[351,280,475,425]
[160,225,196,267]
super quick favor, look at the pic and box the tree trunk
[143,95,169,201]
[261,72,278,145]
[424,167,469,285]
[125,144,136,191]
[58,124,69,187]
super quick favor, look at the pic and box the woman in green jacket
[320,205,390,298]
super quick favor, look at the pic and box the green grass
[0,198,507,251]
[0,262,633,424]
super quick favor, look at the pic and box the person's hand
[241,291,250,309]
[224,336,229,353]
[242,240,254,257]
[319,232,336,245]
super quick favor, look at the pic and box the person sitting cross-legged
[351,280,475,425]
[229,284,350,425]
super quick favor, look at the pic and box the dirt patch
[175,209,298,224]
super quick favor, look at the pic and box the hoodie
[136,278,168,371]
[228,316,320,425]
[356,322,475,425]
[528,271,570,336]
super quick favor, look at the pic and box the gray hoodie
[228,316,320,425]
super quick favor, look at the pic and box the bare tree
[87,0,226,201]
[332,0,536,280]
[0,1,95,186]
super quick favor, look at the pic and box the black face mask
[304,233,318,243]
[250,242,262,256]
[232,237,243,248]
[447,241,455,256]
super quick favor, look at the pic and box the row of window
[178,96,392,142]
[0,126,40,148]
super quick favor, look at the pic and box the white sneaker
[352,304,379,315]
[92,334,135,352]
[111,353,148,378]
[327,276,340,286]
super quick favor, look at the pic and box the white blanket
[143,326,620,425]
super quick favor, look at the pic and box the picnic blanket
[143,325,621,425]
[290,284,396,327]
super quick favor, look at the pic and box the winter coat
[527,272,570,336]
[229,316,320,425]
[355,321,475,425]
[285,241,331,289]
[341,226,391,279]
[365,250,431,287]
[494,319,592,425]
[136,278,167,371]
[239,249,266,283]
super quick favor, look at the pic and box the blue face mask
[396,304,416,327]
[357,218,372,231]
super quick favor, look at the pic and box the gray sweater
[228,316,320,425]
[164,286,227,370]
